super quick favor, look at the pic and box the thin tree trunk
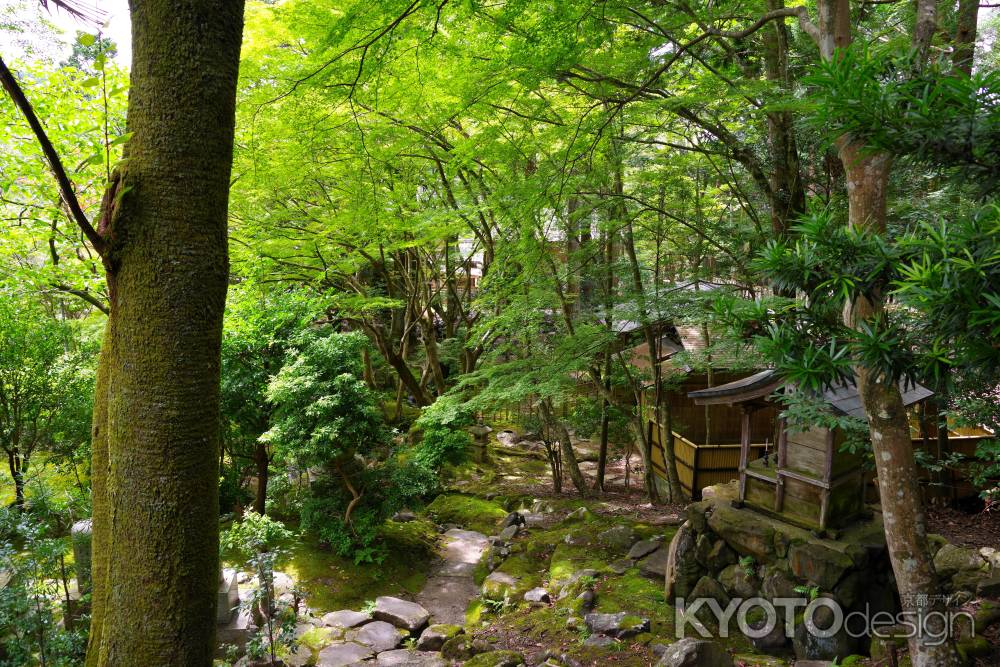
[253,442,269,516]
[85,1,245,663]
[7,452,25,507]
[594,354,611,492]
[540,399,589,496]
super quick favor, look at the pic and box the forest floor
[230,428,999,666]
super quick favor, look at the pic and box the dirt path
[416,528,489,625]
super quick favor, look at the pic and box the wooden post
[819,429,835,530]
[738,405,751,503]
[775,417,787,512]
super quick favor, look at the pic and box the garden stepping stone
[322,609,372,629]
[376,649,448,667]
[374,597,431,632]
[583,635,617,648]
[316,641,374,667]
[350,620,403,652]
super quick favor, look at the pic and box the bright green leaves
[263,330,387,469]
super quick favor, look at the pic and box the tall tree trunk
[953,0,978,76]
[814,4,958,661]
[85,1,245,664]
[838,138,960,667]
[762,0,806,240]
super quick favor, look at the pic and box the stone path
[415,528,489,625]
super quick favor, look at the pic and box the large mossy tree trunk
[85,1,245,665]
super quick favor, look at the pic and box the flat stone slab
[639,545,671,579]
[627,538,662,560]
[442,529,490,563]
[374,597,431,632]
[316,641,374,667]
[376,649,449,667]
[323,609,372,628]
[416,572,479,626]
[584,611,650,638]
[351,620,403,652]
[436,560,477,577]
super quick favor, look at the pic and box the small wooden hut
[688,370,933,532]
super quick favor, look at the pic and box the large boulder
[685,502,712,534]
[788,540,855,590]
[524,587,550,605]
[792,601,857,661]
[441,635,491,661]
[704,539,737,573]
[373,597,431,632]
[717,564,759,599]
[688,576,731,628]
[665,523,702,600]
[978,575,1000,599]
[656,638,732,667]
[482,571,520,600]
[707,504,776,563]
[760,566,798,599]
[583,611,650,638]
[934,544,986,579]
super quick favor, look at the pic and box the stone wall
[667,484,899,661]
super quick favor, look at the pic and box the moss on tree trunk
[85,1,245,664]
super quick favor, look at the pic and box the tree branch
[0,56,107,256]
[706,6,819,46]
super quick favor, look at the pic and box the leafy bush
[300,456,440,564]
[413,427,470,469]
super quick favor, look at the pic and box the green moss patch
[426,493,508,533]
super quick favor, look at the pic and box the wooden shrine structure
[688,370,933,531]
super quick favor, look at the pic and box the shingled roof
[688,368,933,418]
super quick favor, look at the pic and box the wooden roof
[687,369,784,406]
[688,369,934,417]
